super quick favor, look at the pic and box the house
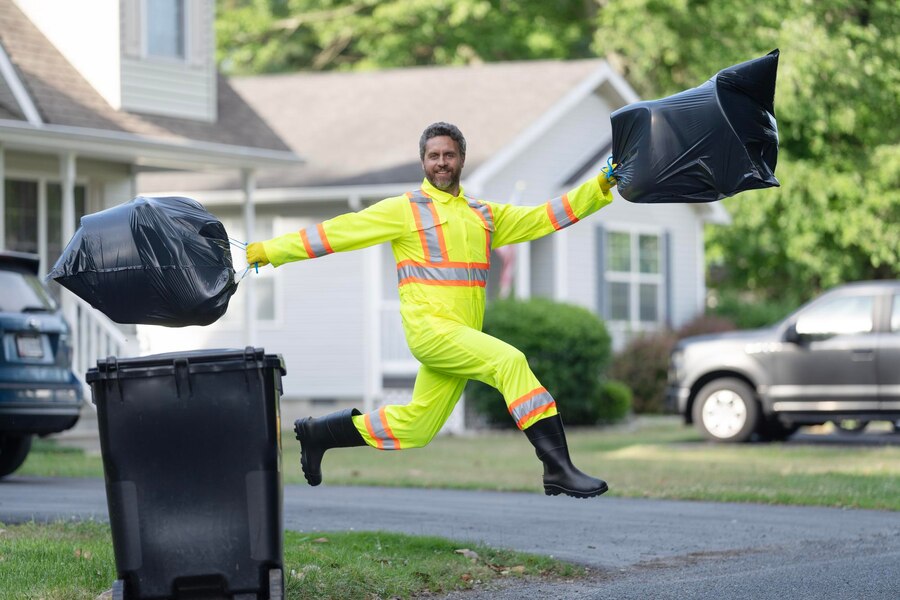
[137,60,729,428]
[0,0,298,389]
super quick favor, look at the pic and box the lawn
[20,417,900,511]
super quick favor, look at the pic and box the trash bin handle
[173,357,193,400]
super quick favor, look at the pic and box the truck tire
[0,434,33,478]
[692,378,760,443]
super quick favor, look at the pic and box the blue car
[0,251,83,478]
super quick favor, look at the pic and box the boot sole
[544,481,609,499]
[294,419,322,487]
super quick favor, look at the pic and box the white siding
[120,0,216,121]
[121,57,215,121]
[138,202,369,401]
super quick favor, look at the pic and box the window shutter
[663,229,673,328]
[121,0,142,57]
[189,0,211,67]
[595,225,607,320]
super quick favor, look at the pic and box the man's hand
[598,160,618,193]
[246,242,270,267]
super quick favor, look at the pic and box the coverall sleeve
[261,195,409,267]
[489,176,613,249]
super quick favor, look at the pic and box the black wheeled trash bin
[86,347,286,600]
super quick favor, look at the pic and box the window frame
[141,0,190,63]
[599,223,668,330]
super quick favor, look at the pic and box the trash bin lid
[85,347,285,383]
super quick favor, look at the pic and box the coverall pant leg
[353,315,559,450]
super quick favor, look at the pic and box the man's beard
[428,171,459,191]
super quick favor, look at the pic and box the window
[601,229,665,326]
[4,180,38,254]
[219,215,278,324]
[145,0,186,60]
[795,295,874,336]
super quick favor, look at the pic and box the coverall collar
[421,178,466,203]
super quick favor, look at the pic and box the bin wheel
[111,580,125,600]
[269,568,284,600]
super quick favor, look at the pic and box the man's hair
[419,122,466,161]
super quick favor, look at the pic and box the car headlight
[668,349,685,382]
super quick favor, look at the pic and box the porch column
[242,168,257,347]
[0,143,5,249]
[60,153,77,327]
[37,181,47,275]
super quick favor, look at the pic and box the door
[770,291,879,412]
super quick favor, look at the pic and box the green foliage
[710,291,798,329]
[466,298,612,426]
[216,0,597,74]
[596,379,632,423]
[608,331,677,415]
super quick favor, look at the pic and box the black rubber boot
[524,415,608,498]
[294,408,366,486]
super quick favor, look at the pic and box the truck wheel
[0,434,33,478]
[692,379,760,443]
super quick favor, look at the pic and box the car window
[795,294,874,335]
[0,270,57,313]
[893,295,900,333]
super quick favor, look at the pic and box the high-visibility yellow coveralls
[261,176,612,450]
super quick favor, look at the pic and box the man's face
[422,135,464,194]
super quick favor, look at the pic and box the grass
[20,417,900,510]
[0,521,578,600]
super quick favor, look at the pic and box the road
[1,476,898,599]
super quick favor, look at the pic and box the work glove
[598,157,618,193]
[246,242,270,267]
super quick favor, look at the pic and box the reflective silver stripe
[369,409,399,450]
[409,191,446,263]
[548,194,578,230]
[768,385,878,399]
[772,401,881,412]
[398,264,489,285]
[303,225,331,257]
[510,390,556,425]
[466,197,494,248]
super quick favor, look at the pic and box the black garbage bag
[611,49,780,204]
[48,196,237,327]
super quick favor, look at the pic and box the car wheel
[692,378,760,443]
[0,434,33,479]
[834,419,869,434]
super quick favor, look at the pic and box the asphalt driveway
[1,477,898,599]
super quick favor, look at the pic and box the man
[246,122,617,498]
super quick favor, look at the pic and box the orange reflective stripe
[561,194,578,225]
[299,229,316,258]
[316,223,334,254]
[379,407,401,450]
[363,412,382,449]
[546,202,562,231]
[425,202,450,262]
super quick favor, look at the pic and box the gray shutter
[663,229,673,328]
[595,225,607,320]
[121,0,142,57]
[189,0,211,67]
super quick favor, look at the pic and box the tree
[216,0,597,74]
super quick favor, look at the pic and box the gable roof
[0,0,297,169]
[140,59,611,193]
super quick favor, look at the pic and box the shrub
[466,298,612,427]
[609,314,738,414]
[595,379,632,423]
[710,291,797,329]
[608,331,677,414]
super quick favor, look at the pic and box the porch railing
[67,294,140,398]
